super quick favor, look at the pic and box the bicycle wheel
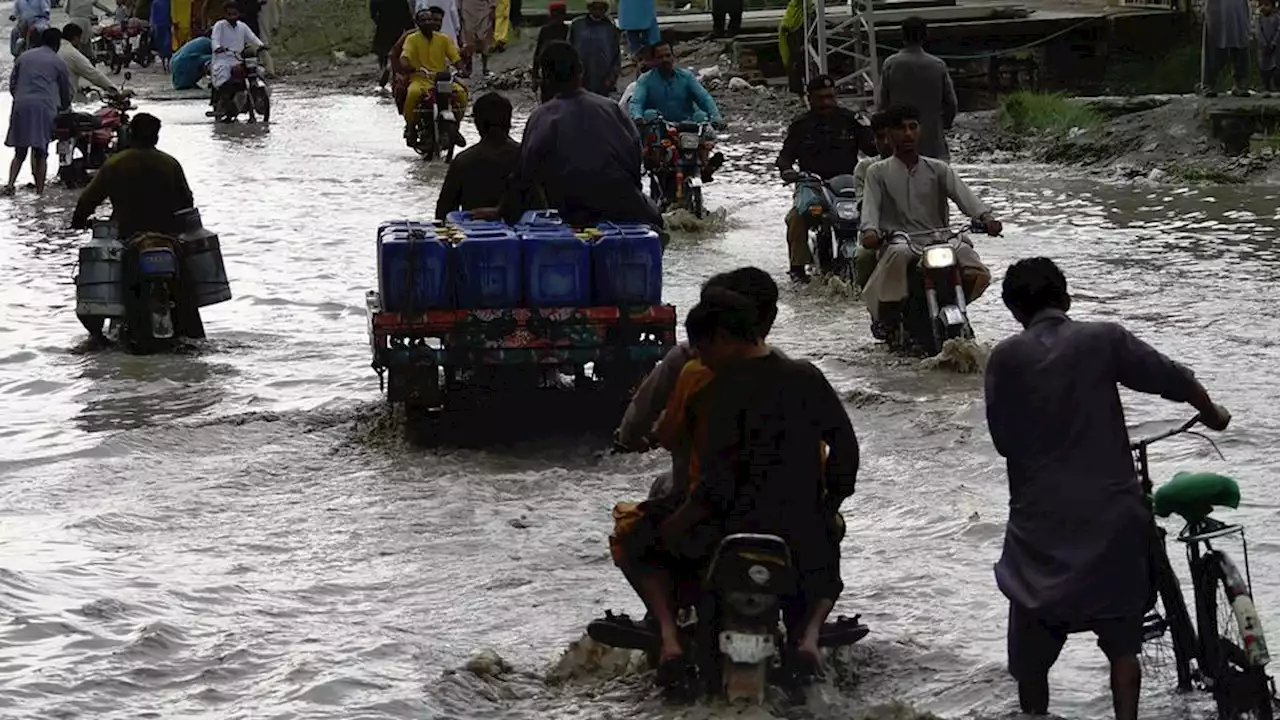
[1144,528,1196,690]
[1196,550,1275,720]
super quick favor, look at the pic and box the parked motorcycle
[214,48,271,123]
[74,209,232,354]
[881,220,995,356]
[638,114,719,218]
[409,70,460,162]
[587,533,869,702]
[97,23,130,73]
[54,84,135,189]
[790,171,860,281]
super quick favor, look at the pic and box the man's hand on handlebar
[860,228,882,249]
[980,214,1003,237]
[780,168,800,183]
[1200,404,1232,432]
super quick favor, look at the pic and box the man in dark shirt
[435,92,520,220]
[71,113,193,237]
[985,257,1230,720]
[776,74,876,283]
[659,288,859,672]
[530,1,569,92]
[509,41,662,228]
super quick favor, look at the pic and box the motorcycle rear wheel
[252,89,270,123]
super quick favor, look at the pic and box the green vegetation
[275,0,373,60]
[998,92,1104,135]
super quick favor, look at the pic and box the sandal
[819,614,870,647]
[586,611,657,651]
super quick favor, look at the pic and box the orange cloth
[655,359,715,491]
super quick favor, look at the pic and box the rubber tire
[138,51,153,67]
[689,185,704,219]
[1151,526,1197,690]
[1197,552,1277,720]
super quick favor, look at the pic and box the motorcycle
[54,84,136,189]
[98,23,130,74]
[410,70,460,162]
[214,48,271,123]
[74,209,232,354]
[791,171,860,281]
[587,532,869,703]
[638,114,718,218]
[879,220,995,357]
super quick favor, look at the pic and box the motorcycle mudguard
[688,176,703,188]
[719,631,774,663]
[940,305,966,327]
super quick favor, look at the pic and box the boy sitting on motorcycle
[400,6,468,148]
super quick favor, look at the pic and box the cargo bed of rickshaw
[366,291,677,417]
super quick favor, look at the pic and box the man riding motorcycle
[776,75,876,284]
[859,104,1002,338]
[400,6,468,149]
[209,0,264,116]
[850,111,891,288]
[608,270,859,686]
[627,39,725,183]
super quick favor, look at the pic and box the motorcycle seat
[56,112,100,130]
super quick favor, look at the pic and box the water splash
[665,207,732,234]
[918,338,991,374]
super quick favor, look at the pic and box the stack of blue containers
[376,210,664,313]
[377,220,453,312]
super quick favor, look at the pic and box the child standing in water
[1260,0,1280,93]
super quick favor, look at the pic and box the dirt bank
[951,94,1280,184]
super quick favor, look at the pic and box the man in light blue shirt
[628,40,722,123]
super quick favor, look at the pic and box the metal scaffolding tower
[801,0,880,107]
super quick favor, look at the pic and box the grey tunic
[1207,0,1251,49]
[984,310,1201,623]
[1259,12,1280,71]
[568,16,621,96]
[514,88,661,227]
[6,46,71,150]
[877,46,957,162]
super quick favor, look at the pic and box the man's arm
[940,62,958,129]
[608,25,621,84]
[174,159,194,209]
[876,58,892,110]
[434,160,465,221]
[809,364,859,510]
[775,122,799,174]
[616,343,691,447]
[244,23,264,48]
[446,36,461,66]
[983,343,1017,459]
[687,74,722,122]
[56,61,71,110]
[627,72,649,119]
[71,159,112,226]
[70,47,118,92]
[400,35,420,70]
[859,162,883,232]
[1110,324,1205,404]
[941,162,991,220]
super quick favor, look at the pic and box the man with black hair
[860,103,999,336]
[435,92,519,220]
[777,74,876,284]
[877,16,956,162]
[58,23,120,99]
[985,257,1230,720]
[627,39,722,126]
[513,40,661,227]
[71,112,194,237]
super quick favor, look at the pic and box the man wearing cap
[569,0,621,96]
[531,1,570,90]
[776,75,877,284]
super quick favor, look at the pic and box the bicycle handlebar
[1130,415,1202,450]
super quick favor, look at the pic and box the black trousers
[1205,46,1248,89]
[711,0,742,35]
[509,0,522,28]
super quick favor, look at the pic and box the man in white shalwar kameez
[415,0,461,49]
[209,0,263,109]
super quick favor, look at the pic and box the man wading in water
[984,257,1231,720]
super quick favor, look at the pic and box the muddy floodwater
[4,62,1280,720]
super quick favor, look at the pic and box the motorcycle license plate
[718,631,774,663]
[941,305,966,327]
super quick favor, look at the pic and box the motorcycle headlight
[678,132,700,151]
[921,246,957,269]
[834,200,858,221]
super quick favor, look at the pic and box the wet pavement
[2,56,1280,720]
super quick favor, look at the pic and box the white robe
[209,18,262,87]
[58,41,116,98]
[414,0,461,47]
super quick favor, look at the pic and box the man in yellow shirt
[401,6,469,148]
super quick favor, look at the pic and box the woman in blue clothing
[169,34,212,89]
[149,0,172,68]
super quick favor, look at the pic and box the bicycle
[1137,415,1277,719]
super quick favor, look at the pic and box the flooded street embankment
[3,48,1280,720]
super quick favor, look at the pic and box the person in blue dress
[4,27,71,195]
[170,34,212,90]
[150,0,173,69]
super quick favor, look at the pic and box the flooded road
[3,69,1280,719]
